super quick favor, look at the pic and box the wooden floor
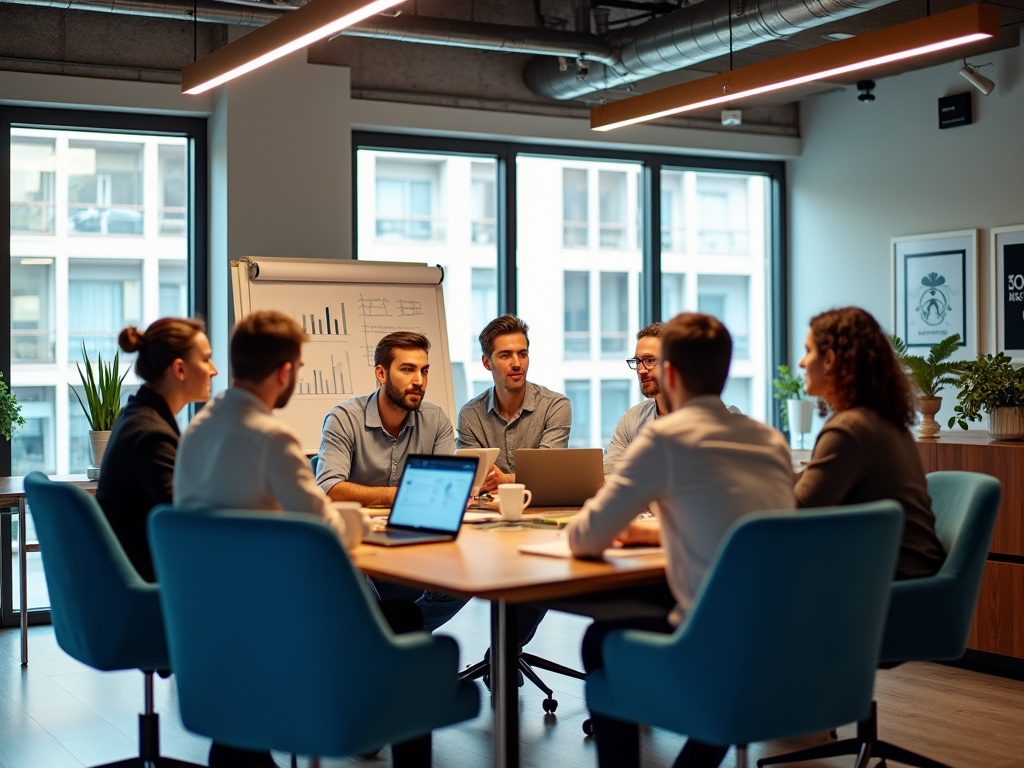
[1,599,1022,768]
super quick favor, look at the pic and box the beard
[273,365,299,409]
[639,377,660,398]
[384,375,424,412]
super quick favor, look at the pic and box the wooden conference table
[0,474,97,667]
[350,511,667,768]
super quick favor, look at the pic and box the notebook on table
[514,448,604,507]
[362,454,478,547]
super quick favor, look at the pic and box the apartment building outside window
[5,110,206,623]
[355,135,782,452]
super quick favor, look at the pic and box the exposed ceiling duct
[524,0,903,101]
[1,0,902,102]
[338,14,616,64]
[0,0,282,26]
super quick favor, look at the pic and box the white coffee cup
[497,483,532,522]
[330,501,368,549]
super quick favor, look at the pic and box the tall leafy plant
[0,372,26,441]
[772,364,806,433]
[73,344,129,432]
[889,333,964,398]
[948,352,1024,430]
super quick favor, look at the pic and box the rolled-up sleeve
[434,413,457,454]
[567,428,667,557]
[316,408,355,493]
[266,432,349,542]
[539,395,572,450]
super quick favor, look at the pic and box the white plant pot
[89,430,112,467]
[987,407,1024,441]
[788,399,814,436]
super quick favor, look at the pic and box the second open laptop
[514,448,604,507]
[362,454,479,547]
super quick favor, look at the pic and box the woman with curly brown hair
[795,306,946,579]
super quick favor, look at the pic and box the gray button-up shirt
[316,390,456,493]
[603,397,660,475]
[456,382,571,474]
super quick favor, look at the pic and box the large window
[354,134,784,449]
[355,148,498,413]
[4,108,207,626]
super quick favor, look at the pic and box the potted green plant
[0,371,26,443]
[72,344,129,473]
[947,351,1024,440]
[889,333,963,439]
[773,364,813,447]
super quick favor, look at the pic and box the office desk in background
[0,475,97,667]
[917,433,1024,661]
[350,516,666,768]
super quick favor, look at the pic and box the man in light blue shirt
[603,323,669,475]
[316,332,466,631]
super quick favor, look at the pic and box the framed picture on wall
[992,225,1024,361]
[892,229,979,361]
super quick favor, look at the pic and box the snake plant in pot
[72,343,129,473]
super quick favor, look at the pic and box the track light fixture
[959,62,995,95]
[857,80,876,102]
[590,3,997,131]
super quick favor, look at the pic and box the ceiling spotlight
[960,62,994,95]
[857,79,876,102]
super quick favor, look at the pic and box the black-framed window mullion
[640,160,662,326]
[498,146,517,316]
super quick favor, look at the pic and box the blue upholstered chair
[586,502,904,768]
[23,472,202,768]
[758,470,1001,768]
[147,506,480,762]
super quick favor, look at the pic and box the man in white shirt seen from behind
[567,312,794,768]
[174,311,430,768]
[603,322,669,475]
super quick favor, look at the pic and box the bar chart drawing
[301,303,350,337]
[297,354,352,397]
[397,299,423,316]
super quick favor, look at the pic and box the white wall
[789,34,1024,429]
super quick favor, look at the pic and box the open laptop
[514,448,604,507]
[362,454,479,547]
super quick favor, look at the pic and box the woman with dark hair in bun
[96,317,217,582]
[796,306,945,579]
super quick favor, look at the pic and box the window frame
[1,105,209,629]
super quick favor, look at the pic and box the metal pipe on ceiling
[523,0,901,100]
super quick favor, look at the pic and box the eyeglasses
[626,356,659,371]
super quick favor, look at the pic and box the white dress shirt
[567,395,794,623]
[174,387,348,542]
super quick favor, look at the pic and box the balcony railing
[159,206,187,237]
[564,331,590,358]
[599,224,627,250]
[11,330,56,363]
[68,203,145,236]
[10,202,56,235]
[69,334,125,362]
[375,217,446,242]
[697,228,749,254]
[471,219,496,245]
[562,221,588,248]
[600,331,630,356]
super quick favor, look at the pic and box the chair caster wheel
[829,729,838,740]
[582,718,594,736]
[542,698,558,713]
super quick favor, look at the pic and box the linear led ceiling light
[182,0,405,94]
[590,3,998,131]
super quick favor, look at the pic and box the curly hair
[809,307,915,429]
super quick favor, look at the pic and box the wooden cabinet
[918,433,1024,658]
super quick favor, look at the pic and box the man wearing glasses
[604,323,669,474]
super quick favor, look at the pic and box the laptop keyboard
[384,530,434,539]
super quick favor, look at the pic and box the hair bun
[118,326,145,353]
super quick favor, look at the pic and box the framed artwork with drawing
[892,229,979,361]
[992,225,1024,361]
